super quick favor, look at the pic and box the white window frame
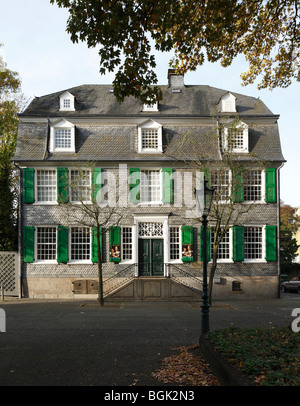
[35,226,57,263]
[138,120,163,153]
[210,169,231,204]
[243,169,265,203]
[69,169,91,203]
[169,226,182,263]
[142,101,159,112]
[243,225,266,263]
[49,119,75,153]
[210,228,233,263]
[219,92,236,113]
[35,168,57,204]
[223,121,248,153]
[69,226,92,264]
[139,169,162,204]
[121,226,134,264]
[59,91,75,111]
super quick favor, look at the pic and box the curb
[199,337,256,386]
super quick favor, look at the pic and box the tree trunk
[97,231,104,306]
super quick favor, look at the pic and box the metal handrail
[167,263,202,293]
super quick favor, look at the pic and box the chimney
[168,69,184,89]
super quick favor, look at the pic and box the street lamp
[195,177,215,336]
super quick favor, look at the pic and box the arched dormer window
[49,119,75,152]
[138,120,162,153]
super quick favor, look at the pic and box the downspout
[13,161,22,298]
[277,162,284,298]
[43,118,50,160]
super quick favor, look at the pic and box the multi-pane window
[141,129,159,150]
[63,99,71,109]
[37,170,56,202]
[71,227,90,261]
[54,129,72,149]
[244,171,262,201]
[244,227,262,260]
[228,128,244,150]
[36,227,56,261]
[170,226,180,260]
[210,170,230,202]
[140,170,161,203]
[211,229,230,260]
[122,227,133,260]
[70,170,91,202]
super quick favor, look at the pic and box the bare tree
[173,119,267,304]
[58,163,124,306]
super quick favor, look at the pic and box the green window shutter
[92,168,102,202]
[23,168,35,203]
[23,226,35,263]
[265,168,276,203]
[232,169,244,203]
[91,227,102,263]
[109,226,121,263]
[266,225,277,261]
[162,168,173,204]
[233,226,244,261]
[182,225,194,262]
[129,168,140,203]
[57,226,68,263]
[57,168,69,203]
[200,226,211,262]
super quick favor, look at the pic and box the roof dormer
[59,91,75,112]
[219,92,236,113]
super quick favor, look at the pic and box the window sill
[33,202,59,205]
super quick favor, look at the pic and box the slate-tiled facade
[14,71,285,299]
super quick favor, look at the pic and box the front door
[138,239,164,276]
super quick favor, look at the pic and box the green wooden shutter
[233,226,244,261]
[162,168,173,204]
[266,225,277,261]
[129,168,140,203]
[232,169,244,203]
[200,226,211,262]
[109,226,121,263]
[23,226,35,263]
[91,227,102,263]
[92,168,102,202]
[182,225,194,262]
[57,168,69,203]
[265,168,276,203]
[23,168,35,203]
[57,226,68,263]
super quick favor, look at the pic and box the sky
[0,0,299,208]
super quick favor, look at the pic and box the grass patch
[208,326,300,386]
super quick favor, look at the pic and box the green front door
[138,239,164,276]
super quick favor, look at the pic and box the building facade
[13,71,285,300]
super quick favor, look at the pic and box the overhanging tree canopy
[50,0,300,102]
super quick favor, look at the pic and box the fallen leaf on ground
[152,345,220,386]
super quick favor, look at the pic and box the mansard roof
[14,83,285,163]
[20,84,274,118]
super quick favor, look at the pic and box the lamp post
[195,177,215,336]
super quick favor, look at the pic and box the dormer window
[59,91,75,111]
[49,119,75,152]
[142,101,159,112]
[138,120,162,153]
[223,121,248,153]
[219,92,236,113]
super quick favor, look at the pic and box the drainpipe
[43,118,50,160]
[13,161,22,298]
[277,162,284,298]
